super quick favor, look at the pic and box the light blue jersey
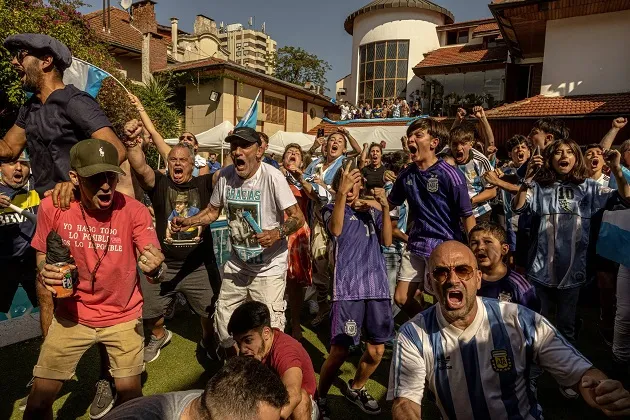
[514,179,616,288]
[383,181,407,254]
[388,297,592,420]
[456,149,494,218]
[304,155,345,186]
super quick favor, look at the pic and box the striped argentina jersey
[388,297,592,419]
[456,148,494,218]
[513,179,617,288]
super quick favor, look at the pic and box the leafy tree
[266,46,331,92]
[0,0,182,169]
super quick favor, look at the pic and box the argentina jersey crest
[427,176,439,193]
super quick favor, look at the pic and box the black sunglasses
[432,264,475,282]
[179,135,194,141]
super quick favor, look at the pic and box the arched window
[358,40,409,107]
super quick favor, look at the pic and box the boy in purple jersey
[469,222,540,312]
[317,161,393,418]
[389,118,476,317]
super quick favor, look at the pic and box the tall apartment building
[219,23,277,75]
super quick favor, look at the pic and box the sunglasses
[179,135,194,141]
[432,264,475,282]
[12,49,31,64]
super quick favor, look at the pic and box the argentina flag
[597,208,630,267]
[236,90,261,129]
[62,57,110,98]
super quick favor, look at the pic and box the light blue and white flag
[597,208,630,267]
[62,57,114,98]
[236,90,261,129]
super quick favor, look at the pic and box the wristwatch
[145,263,166,283]
[277,226,286,240]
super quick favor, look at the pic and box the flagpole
[72,56,131,95]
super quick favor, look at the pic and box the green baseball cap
[70,139,125,178]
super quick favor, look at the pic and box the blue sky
[78,0,494,93]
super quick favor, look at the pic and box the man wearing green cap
[24,139,164,420]
[0,33,135,416]
[0,150,40,316]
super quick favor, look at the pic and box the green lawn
[0,295,622,419]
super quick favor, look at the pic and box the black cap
[70,139,125,178]
[225,127,261,144]
[3,33,72,71]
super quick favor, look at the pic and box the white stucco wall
[540,10,630,97]
[348,8,446,104]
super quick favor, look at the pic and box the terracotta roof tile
[485,93,630,118]
[85,8,143,51]
[84,7,170,52]
[414,44,508,69]
[473,22,500,34]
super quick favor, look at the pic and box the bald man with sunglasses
[388,241,630,420]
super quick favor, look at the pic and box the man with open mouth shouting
[388,241,630,420]
[388,118,476,318]
[0,33,135,418]
[170,127,305,355]
[25,139,164,420]
[0,150,40,319]
[123,119,221,366]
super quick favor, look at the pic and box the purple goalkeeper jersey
[322,204,390,301]
[388,159,473,258]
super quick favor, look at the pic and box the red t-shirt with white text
[31,193,160,328]
[262,329,317,397]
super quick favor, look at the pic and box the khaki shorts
[397,250,434,294]
[33,316,144,381]
[215,264,287,348]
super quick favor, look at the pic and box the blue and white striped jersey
[388,297,592,420]
[456,149,494,218]
[513,180,616,288]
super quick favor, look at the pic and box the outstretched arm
[472,106,495,154]
[122,119,156,190]
[600,117,628,150]
[451,107,466,130]
[128,93,171,162]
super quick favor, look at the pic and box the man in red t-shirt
[25,139,164,420]
[228,301,318,420]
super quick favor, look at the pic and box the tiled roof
[414,44,508,69]
[84,7,171,52]
[85,8,144,52]
[344,0,454,34]
[473,22,500,34]
[485,93,630,118]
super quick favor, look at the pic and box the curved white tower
[344,0,454,106]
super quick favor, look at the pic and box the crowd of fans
[339,96,429,121]
[4,33,630,420]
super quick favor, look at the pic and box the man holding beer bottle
[24,139,164,420]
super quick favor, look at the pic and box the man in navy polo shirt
[0,33,132,418]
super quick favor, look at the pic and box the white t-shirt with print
[210,162,297,276]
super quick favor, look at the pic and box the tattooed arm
[254,203,305,248]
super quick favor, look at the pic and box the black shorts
[141,263,220,319]
[1,249,38,313]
